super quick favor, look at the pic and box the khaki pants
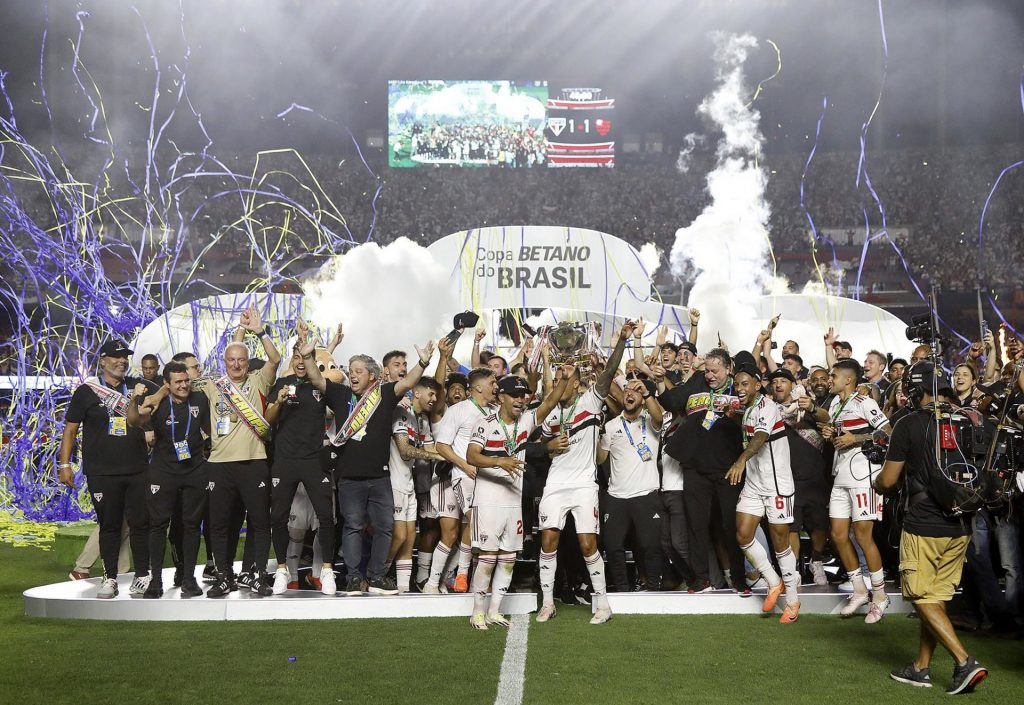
[74,521,131,574]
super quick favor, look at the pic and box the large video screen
[388,80,549,168]
[544,87,616,168]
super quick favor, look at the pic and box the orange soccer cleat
[779,601,800,624]
[762,579,784,613]
[453,573,469,593]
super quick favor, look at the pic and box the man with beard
[265,322,348,596]
[465,370,571,629]
[388,377,446,593]
[808,367,833,409]
[128,361,210,598]
[768,369,830,586]
[59,341,157,598]
[197,307,281,598]
[597,379,667,594]
[424,367,499,594]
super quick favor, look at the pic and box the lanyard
[411,410,426,448]
[830,392,854,424]
[498,416,520,455]
[559,395,581,430]
[620,413,647,449]
[168,397,193,443]
[469,397,488,416]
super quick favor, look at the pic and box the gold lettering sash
[327,380,383,446]
[214,375,270,440]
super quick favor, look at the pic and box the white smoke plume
[303,238,460,366]
[671,32,773,352]
[638,242,662,279]
[675,132,705,174]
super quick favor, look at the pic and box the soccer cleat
[320,567,337,596]
[687,581,714,594]
[202,564,218,583]
[736,587,753,598]
[272,567,290,595]
[946,657,987,695]
[890,663,932,688]
[205,573,232,598]
[470,613,488,630]
[143,580,164,599]
[252,574,274,597]
[287,580,300,591]
[453,574,469,593]
[68,570,91,581]
[590,607,613,625]
[309,574,323,591]
[172,566,184,588]
[840,591,871,617]
[97,577,119,599]
[421,584,440,594]
[536,604,557,622]
[344,575,364,596]
[368,576,399,595]
[762,579,784,613]
[865,597,890,624]
[810,561,828,587]
[180,577,204,598]
[236,571,256,591]
[486,613,511,627]
[779,601,800,624]
[129,574,152,596]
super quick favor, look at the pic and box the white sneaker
[272,567,290,595]
[811,561,828,587]
[320,567,337,596]
[840,591,871,617]
[536,604,556,622]
[129,574,151,596]
[590,607,613,625]
[97,577,119,599]
[865,597,890,624]
[837,580,854,593]
[470,613,488,630]
[421,584,440,594]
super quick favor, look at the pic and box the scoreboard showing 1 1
[545,87,615,167]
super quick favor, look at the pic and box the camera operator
[875,362,988,694]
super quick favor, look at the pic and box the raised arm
[327,322,345,355]
[127,382,156,428]
[239,306,281,386]
[295,320,326,392]
[982,329,998,384]
[634,379,664,428]
[395,340,435,396]
[824,327,838,369]
[688,308,700,345]
[470,327,485,369]
[596,320,635,399]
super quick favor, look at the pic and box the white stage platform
[23,567,538,622]
[601,584,912,616]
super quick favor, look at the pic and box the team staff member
[127,361,210,598]
[597,379,666,593]
[331,339,436,596]
[59,341,157,598]
[875,363,988,694]
[140,354,160,383]
[266,322,347,596]
[659,348,746,593]
[198,307,281,598]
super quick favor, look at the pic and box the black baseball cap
[679,341,698,355]
[498,376,531,397]
[99,341,133,358]
[734,363,763,381]
[766,368,796,383]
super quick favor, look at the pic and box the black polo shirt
[151,392,210,474]
[332,381,402,480]
[270,375,349,461]
[65,376,158,476]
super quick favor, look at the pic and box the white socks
[741,539,781,587]
[584,552,610,611]
[539,550,557,607]
[471,555,497,615]
[457,542,473,578]
[775,547,800,605]
[870,568,887,602]
[396,559,413,593]
[415,550,432,584]
[426,542,451,588]
[489,554,516,616]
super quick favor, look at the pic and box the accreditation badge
[108,416,127,436]
[173,440,192,462]
[701,409,717,430]
[636,443,653,462]
[216,416,232,436]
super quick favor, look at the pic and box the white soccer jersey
[388,406,434,495]
[599,411,662,499]
[469,410,538,508]
[828,393,888,488]
[541,387,604,488]
[435,398,493,482]
[740,396,794,497]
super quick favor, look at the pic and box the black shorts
[792,480,829,533]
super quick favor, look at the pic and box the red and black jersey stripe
[545,409,601,438]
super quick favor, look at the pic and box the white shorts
[393,490,417,523]
[736,486,794,525]
[471,506,524,552]
[538,484,600,535]
[452,476,475,518]
[435,477,461,520]
[287,484,319,532]
[829,486,882,522]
